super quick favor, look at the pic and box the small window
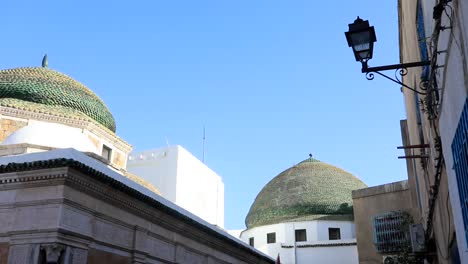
[249,237,254,247]
[373,211,411,253]
[329,228,341,240]
[267,232,276,244]
[452,98,468,245]
[295,229,307,242]
[102,145,112,161]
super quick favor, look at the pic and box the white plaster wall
[438,32,468,264]
[316,220,355,241]
[127,145,224,227]
[433,0,468,261]
[296,246,358,264]
[240,220,357,264]
[1,120,98,154]
[127,146,178,201]
[175,145,224,228]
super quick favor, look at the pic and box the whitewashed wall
[1,120,98,154]
[296,246,358,264]
[175,146,224,228]
[437,20,468,264]
[240,220,357,264]
[127,145,224,227]
[431,0,468,262]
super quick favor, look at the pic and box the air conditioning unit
[409,223,426,253]
[382,255,399,264]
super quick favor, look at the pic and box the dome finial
[42,54,48,68]
[309,153,313,158]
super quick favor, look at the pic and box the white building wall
[1,120,98,154]
[127,147,178,201]
[316,220,355,241]
[428,0,468,262]
[296,246,358,264]
[127,145,224,228]
[175,146,224,228]
[240,220,357,264]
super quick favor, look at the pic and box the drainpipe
[293,223,297,264]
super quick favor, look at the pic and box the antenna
[202,125,206,163]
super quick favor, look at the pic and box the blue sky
[3,1,405,229]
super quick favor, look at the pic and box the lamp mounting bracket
[361,60,431,95]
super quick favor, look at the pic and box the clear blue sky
[3,1,406,229]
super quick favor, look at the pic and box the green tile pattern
[0,98,92,121]
[0,67,116,132]
[245,157,367,228]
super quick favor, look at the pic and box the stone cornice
[0,106,132,152]
[281,242,357,248]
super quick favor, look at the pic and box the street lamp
[345,17,431,94]
[345,17,376,65]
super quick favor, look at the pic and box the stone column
[7,244,40,264]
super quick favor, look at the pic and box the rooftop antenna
[202,125,206,163]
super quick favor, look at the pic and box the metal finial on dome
[309,153,313,158]
[42,54,48,68]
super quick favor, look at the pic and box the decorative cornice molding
[281,242,357,248]
[0,106,132,152]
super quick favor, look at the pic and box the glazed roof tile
[245,156,367,228]
[0,67,116,131]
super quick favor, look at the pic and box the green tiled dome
[245,156,367,228]
[0,66,116,132]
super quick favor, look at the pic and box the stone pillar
[7,244,40,264]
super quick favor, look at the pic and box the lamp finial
[42,54,48,68]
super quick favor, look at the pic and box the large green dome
[245,156,367,228]
[0,66,116,132]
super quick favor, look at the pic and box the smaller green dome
[245,156,367,228]
[0,66,116,132]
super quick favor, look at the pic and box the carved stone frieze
[41,244,65,263]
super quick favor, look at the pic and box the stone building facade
[0,149,272,264]
[352,181,420,264]
[398,0,466,262]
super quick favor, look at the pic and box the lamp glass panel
[350,31,372,51]
[358,50,370,60]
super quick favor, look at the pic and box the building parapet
[352,180,408,199]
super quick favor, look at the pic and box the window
[295,229,306,242]
[249,237,254,247]
[452,98,468,244]
[373,211,412,253]
[267,232,276,244]
[416,0,429,62]
[102,145,112,161]
[328,228,341,240]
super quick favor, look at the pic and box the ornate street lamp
[345,17,376,64]
[345,17,431,94]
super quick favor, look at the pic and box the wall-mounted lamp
[345,17,431,94]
